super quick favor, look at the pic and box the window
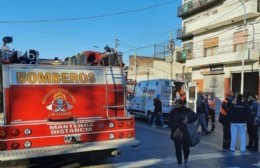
[188,86,196,101]
[234,43,247,52]
[233,30,248,52]
[205,46,218,57]
[204,37,219,57]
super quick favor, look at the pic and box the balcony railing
[176,49,193,63]
[185,42,260,67]
[185,1,259,35]
[176,27,194,40]
[177,0,225,18]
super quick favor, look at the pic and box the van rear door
[186,82,197,112]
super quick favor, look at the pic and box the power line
[0,0,178,23]
[120,39,170,54]
[134,1,239,57]
[123,1,236,56]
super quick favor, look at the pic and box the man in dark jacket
[151,94,168,128]
[227,94,249,152]
[168,99,198,168]
[246,96,259,151]
[195,92,211,134]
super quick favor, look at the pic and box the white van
[129,79,197,122]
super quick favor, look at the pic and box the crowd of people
[151,90,259,168]
[219,91,259,152]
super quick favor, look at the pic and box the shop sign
[210,65,224,74]
[200,65,224,75]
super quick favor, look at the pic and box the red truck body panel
[0,64,138,161]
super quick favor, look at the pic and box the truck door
[186,82,197,113]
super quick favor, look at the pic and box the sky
[0,0,182,65]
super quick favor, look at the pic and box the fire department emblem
[42,89,76,114]
[46,91,73,112]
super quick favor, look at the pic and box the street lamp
[238,0,247,95]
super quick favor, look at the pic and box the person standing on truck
[151,94,168,128]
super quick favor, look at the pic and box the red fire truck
[0,38,139,166]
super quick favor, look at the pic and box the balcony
[177,0,225,18]
[176,49,193,63]
[185,49,259,68]
[176,27,194,40]
[186,0,259,35]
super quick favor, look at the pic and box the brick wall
[129,55,154,67]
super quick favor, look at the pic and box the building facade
[177,0,260,100]
[127,54,185,82]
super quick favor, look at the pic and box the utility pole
[115,39,121,66]
[238,0,247,95]
[147,68,149,80]
[134,50,137,83]
[168,32,175,80]
[115,38,119,53]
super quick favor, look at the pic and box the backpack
[187,122,200,147]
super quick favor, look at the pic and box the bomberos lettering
[16,72,96,84]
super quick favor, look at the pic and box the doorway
[232,72,258,97]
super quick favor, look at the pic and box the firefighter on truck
[0,36,139,166]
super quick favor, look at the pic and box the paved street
[74,116,259,168]
[30,116,259,168]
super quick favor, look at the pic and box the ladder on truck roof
[105,67,127,118]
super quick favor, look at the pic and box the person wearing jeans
[230,123,247,152]
[196,92,211,134]
[227,94,249,152]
